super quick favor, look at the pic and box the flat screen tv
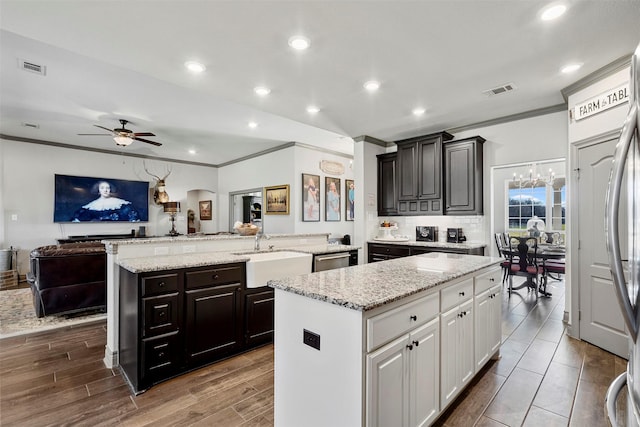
[54,174,149,223]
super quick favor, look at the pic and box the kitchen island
[269,252,502,427]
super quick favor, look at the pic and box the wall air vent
[18,59,46,76]
[482,83,516,96]
[21,122,40,129]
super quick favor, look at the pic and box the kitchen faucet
[254,232,270,251]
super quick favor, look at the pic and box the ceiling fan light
[114,135,133,146]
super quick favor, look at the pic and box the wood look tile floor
[0,278,628,426]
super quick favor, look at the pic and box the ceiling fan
[78,119,162,147]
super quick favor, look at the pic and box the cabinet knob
[406,344,414,350]
[159,282,165,287]
[212,274,219,280]
[458,313,463,318]
[459,291,465,296]
[410,315,417,321]
[489,278,495,282]
[159,312,165,317]
[158,352,165,358]
[412,340,420,347]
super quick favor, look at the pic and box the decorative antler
[143,161,171,205]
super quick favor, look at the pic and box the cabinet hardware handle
[406,344,413,350]
[159,282,165,287]
[459,291,465,296]
[458,313,463,318]
[410,315,417,321]
[212,274,219,280]
[158,352,165,358]
[160,312,165,317]
[489,278,495,282]
[413,340,420,347]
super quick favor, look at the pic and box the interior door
[578,137,628,358]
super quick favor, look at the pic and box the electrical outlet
[154,247,169,255]
[183,245,196,253]
[303,329,320,351]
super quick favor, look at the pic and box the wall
[217,144,355,240]
[0,138,218,274]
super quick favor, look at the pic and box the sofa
[26,241,107,318]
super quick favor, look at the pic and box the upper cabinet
[443,136,485,215]
[377,152,398,216]
[395,131,454,216]
[376,132,485,217]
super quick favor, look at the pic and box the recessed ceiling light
[412,108,426,116]
[561,63,582,74]
[364,80,380,92]
[188,149,197,155]
[306,105,320,114]
[248,121,258,129]
[254,86,271,96]
[541,4,567,21]
[288,35,310,50]
[184,61,206,73]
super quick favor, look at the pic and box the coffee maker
[446,228,466,243]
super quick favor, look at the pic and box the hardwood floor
[0,278,628,426]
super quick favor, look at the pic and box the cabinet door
[459,298,475,387]
[417,138,441,201]
[488,284,502,355]
[444,137,484,215]
[410,317,440,427]
[245,289,274,347]
[397,143,418,201]
[367,334,409,427]
[185,283,242,366]
[377,153,398,216]
[474,288,491,370]
[440,306,459,407]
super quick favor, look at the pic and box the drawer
[142,331,180,382]
[441,277,473,312]
[185,264,243,289]
[368,244,411,258]
[475,267,502,295]
[367,292,439,352]
[142,293,179,338]
[141,273,179,297]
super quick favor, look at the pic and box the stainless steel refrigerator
[605,41,640,426]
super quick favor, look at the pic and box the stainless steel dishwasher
[313,252,351,272]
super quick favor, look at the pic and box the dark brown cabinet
[185,264,244,367]
[395,131,453,216]
[119,262,255,393]
[444,136,485,215]
[245,289,274,348]
[377,153,398,216]
[367,242,484,263]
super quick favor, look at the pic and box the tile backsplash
[371,215,487,243]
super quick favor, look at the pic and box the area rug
[0,288,106,338]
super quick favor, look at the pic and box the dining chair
[494,233,512,286]
[507,236,545,297]
[543,259,565,281]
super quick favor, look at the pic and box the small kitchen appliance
[446,228,466,243]
[416,226,438,242]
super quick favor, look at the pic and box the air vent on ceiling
[482,83,516,96]
[18,59,46,76]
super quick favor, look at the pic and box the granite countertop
[368,239,486,250]
[117,244,360,273]
[268,252,502,312]
[103,232,331,248]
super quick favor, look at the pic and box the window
[507,177,566,236]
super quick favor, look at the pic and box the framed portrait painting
[199,200,212,220]
[265,184,290,215]
[325,177,341,221]
[302,173,320,222]
[345,179,354,221]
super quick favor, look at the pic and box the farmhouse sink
[240,251,313,288]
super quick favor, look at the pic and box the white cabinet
[474,267,502,370]
[367,317,440,427]
[440,278,474,409]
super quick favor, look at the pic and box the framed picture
[199,200,212,220]
[325,177,341,221]
[345,179,354,221]
[302,173,320,222]
[265,184,290,215]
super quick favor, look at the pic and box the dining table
[501,239,566,297]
